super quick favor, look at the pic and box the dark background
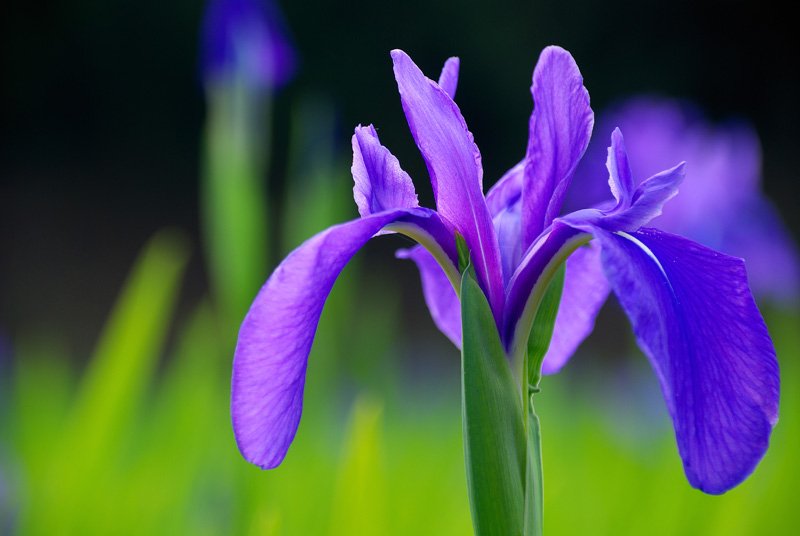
[2,0,798,355]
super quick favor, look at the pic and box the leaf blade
[461,266,526,536]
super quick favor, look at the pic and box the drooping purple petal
[201,0,296,89]
[391,49,505,319]
[397,246,462,346]
[541,241,610,374]
[352,124,418,217]
[438,57,460,100]
[592,226,779,494]
[232,207,453,468]
[522,46,594,247]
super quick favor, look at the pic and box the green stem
[525,395,544,536]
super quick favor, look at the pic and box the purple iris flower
[232,47,779,494]
[567,98,799,302]
[201,0,296,88]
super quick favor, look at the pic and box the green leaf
[460,265,526,536]
[526,264,565,392]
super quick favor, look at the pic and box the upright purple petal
[541,242,610,374]
[352,124,419,217]
[232,207,452,468]
[438,57,460,100]
[397,246,462,346]
[391,49,505,318]
[522,46,593,247]
[606,128,634,209]
[593,227,779,493]
[201,0,296,89]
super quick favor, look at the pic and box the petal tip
[390,49,408,62]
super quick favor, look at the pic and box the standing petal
[606,128,634,209]
[540,242,610,374]
[593,227,779,493]
[232,207,453,468]
[437,57,460,100]
[391,49,505,320]
[352,124,418,217]
[522,46,593,247]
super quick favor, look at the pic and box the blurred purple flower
[232,48,778,494]
[201,0,296,89]
[567,98,799,302]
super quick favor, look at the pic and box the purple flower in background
[567,98,799,302]
[201,0,296,88]
[232,47,779,494]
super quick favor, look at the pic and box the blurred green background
[1,1,798,534]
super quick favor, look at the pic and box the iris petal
[232,208,453,468]
[391,49,505,319]
[606,128,634,208]
[522,46,594,247]
[352,124,419,217]
[437,57,460,100]
[594,226,779,493]
[540,241,610,374]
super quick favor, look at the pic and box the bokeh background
[1,0,798,534]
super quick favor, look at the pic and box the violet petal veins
[592,227,779,494]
